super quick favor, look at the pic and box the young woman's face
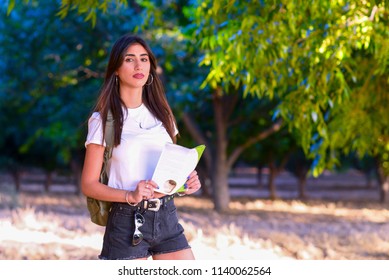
[116,43,151,89]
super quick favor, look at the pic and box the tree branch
[78,66,105,78]
[227,119,284,169]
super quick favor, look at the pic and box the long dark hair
[93,34,177,146]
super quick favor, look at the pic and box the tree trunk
[212,160,230,211]
[268,162,277,200]
[298,175,307,200]
[257,164,263,189]
[382,176,389,203]
[267,151,291,200]
[295,163,309,200]
[377,163,389,203]
[182,90,282,211]
[44,171,53,193]
[11,168,21,192]
[212,89,230,212]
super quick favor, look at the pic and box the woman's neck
[120,87,143,108]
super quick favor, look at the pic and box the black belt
[135,193,179,212]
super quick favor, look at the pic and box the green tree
[328,50,389,201]
[6,0,388,210]
[0,1,143,191]
[188,0,388,210]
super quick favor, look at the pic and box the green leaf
[7,0,15,15]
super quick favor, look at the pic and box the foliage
[190,0,388,176]
[329,51,389,173]
[3,0,388,207]
[0,1,143,172]
[6,0,128,26]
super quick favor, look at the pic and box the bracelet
[125,191,138,206]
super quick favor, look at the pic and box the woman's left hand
[182,170,201,195]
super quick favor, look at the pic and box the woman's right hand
[132,180,158,202]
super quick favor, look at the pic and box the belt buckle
[147,198,161,212]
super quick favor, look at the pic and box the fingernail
[187,176,190,180]
[184,183,188,189]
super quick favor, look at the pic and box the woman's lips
[133,73,144,79]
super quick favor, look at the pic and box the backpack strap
[105,110,115,156]
[99,111,114,184]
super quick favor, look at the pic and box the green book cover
[176,144,206,194]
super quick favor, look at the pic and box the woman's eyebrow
[125,53,149,57]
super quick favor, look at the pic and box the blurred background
[0,0,388,259]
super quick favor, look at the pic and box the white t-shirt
[85,104,176,191]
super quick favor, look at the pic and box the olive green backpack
[86,112,114,226]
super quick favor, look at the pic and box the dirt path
[175,196,389,260]
[1,190,388,260]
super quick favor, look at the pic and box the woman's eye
[141,58,148,62]
[125,58,133,62]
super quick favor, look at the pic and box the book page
[152,143,205,195]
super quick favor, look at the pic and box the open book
[152,143,206,195]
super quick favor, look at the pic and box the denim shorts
[99,198,190,260]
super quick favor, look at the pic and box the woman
[81,34,201,260]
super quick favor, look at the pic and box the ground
[0,169,388,260]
